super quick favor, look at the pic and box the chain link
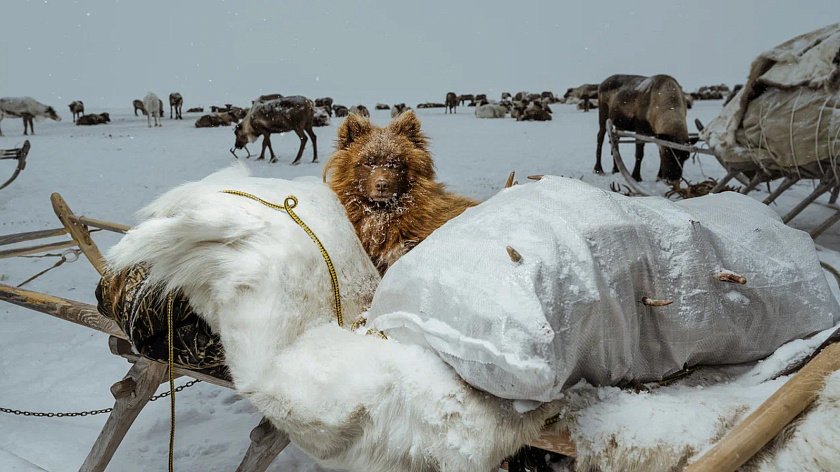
[0,379,201,419]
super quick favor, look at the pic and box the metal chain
[0,379,201,419]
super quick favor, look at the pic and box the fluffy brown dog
[324,111,478,275]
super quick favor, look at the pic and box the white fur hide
[107,166,557,472]
[552,324,840,472]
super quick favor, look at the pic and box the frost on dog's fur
[106,165,558,472]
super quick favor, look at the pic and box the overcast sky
[0,1,837,111]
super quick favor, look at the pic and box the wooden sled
[2,193,837,472]
[607,119,840,240]
[0,193,576,471]
[0,140,31,191]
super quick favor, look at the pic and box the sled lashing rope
[220,190,344,327]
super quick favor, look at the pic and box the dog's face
[325,111,434,208]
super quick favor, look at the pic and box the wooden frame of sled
[0,193,578,472]
[607,119,840,240]
[0,140,30,191]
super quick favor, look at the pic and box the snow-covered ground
[1,100,839,471]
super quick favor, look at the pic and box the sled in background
[609,23,840,240]
[0,140,30,191]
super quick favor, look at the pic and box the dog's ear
[389,110,428,151]
[337,113,372,150]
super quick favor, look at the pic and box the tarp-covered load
[367,177,840,402]
[701,22,840,176]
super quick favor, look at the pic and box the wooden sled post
[684,341,840,472]
[51,193,108,275]
[235,417,291,472]
[80,358,169,472]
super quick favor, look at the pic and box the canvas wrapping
[701,22,840,176]
[367,177,840,402]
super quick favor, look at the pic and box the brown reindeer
[445,92,458,114]
[68,101,84,123]
[169,93,184,119]
[231,95,317,165]
[133,99,146,116]
[315,97,334,116]
[594,74,690,182]
[458,94,474,106]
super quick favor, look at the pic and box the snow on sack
[367,176,840,402]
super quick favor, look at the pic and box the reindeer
[68,101,84,123]
[315,97,334,117]
[445,92,458,114]
[169,93,183,119]
[594,74,690,182]
[76,112,110,125]
[458,94,474,106]
[143,92,162,128]
[0,97,61,135]
[231,95,317,165]
[133,99,146,116]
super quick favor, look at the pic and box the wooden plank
[611,129,715,155]
[51,193,108,275]
[80,358,169,472]
[69,215,131,234]
[0,227,67,246]
[529,431,577,457]
[607,120,652,197]
[0,282,126,339]
[0,239,78,259]
[235,417,291,472]
[684,342,840,472]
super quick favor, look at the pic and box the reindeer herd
[0,76,737,174]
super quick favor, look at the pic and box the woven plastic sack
[367,177,840,402]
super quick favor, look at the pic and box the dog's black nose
[375,179,388,192]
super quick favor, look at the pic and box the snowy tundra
[2,102,840,471]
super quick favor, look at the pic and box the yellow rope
[166,292,176,472]
[220,190,344,327]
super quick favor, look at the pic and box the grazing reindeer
[133,99,146,116]
[169,93,183,119]
[0,97,61,136]
[231,95,317,165]
[595,74,690,182]
[445,92,458,114]
[143,92,162,128]
[68,101,84,123]
[315,97,334,116]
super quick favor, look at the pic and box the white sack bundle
[367,176,840,402]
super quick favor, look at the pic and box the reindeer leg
[291,128,307,166]
[632,142,644,182]
[306,126,318,163]
[266,135,278,163]
[256,136,267,161]
[595,127,606,175]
